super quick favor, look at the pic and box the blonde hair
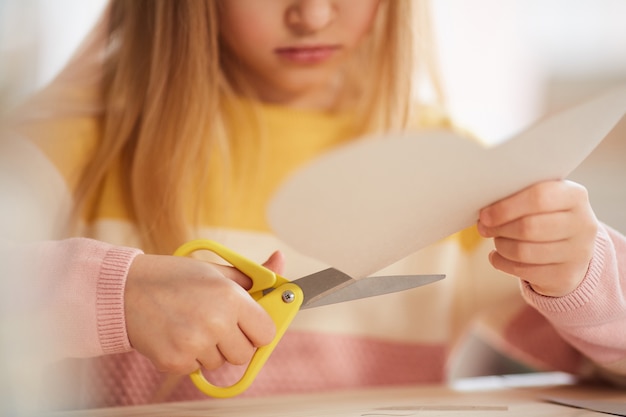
[71,0,441,254]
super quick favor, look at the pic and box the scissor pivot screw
[281,290,296,303]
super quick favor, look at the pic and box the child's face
[218,0,382,108]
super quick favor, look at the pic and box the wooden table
[47,374,626,417]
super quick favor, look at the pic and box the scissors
[174,239,444,398]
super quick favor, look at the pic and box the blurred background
[1,0,624,405]
[433,0,626,141]
[3,0,625,139]
[3,0,625,140]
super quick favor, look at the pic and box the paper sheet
[545,397,626,416]
[267,85,626,278]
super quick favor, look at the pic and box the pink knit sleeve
[2,237,142,359]
[520,224,626,369]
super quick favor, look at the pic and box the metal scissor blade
[292,269,445,310]
[290,268,355,308]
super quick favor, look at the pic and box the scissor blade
[290,268,355,308]
[292,269,445,310]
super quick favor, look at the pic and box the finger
[480,181,577,227]
[262,250,285,275]
[197,346,227,371]
[479,211,573,241]
[492,237,573,265]
[216,327,257,366]
[214,263,254,289]
[488,251,585,297]
[213,251,286,289]
[238,299,276,348]
[150,348,206,374]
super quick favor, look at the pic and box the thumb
[262,250,286,275]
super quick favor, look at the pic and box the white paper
[267,85,626,279]
[545,397,626,416]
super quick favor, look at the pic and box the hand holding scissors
[173,239,445,398]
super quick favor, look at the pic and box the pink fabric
[76,332,446,407]
[3,238,142,358]
[503,306,584,373]
[520,224,626,364]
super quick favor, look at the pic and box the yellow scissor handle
[173,239,301,398]
[174,239,287,296]
[191,282,302,398]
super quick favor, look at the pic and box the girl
[2,0,625,411]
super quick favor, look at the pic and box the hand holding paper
[268,86,626,279]
[477,179,598,297]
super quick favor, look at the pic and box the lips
[274,45,341,64]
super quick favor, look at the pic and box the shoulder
[10,115,101,188]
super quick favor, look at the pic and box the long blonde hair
[72,0,441,254]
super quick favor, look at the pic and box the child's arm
[0,237,279,374]
[477,180,626,381]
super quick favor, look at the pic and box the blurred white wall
[432,0,626,143]
[520,0,626,79]
[29,0,106,89]
[0,0,106,112]
[431,0,546,144]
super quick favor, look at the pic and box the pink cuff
[520,227,607,314]
[97,245,143,354]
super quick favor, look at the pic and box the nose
[286,0,336,34]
